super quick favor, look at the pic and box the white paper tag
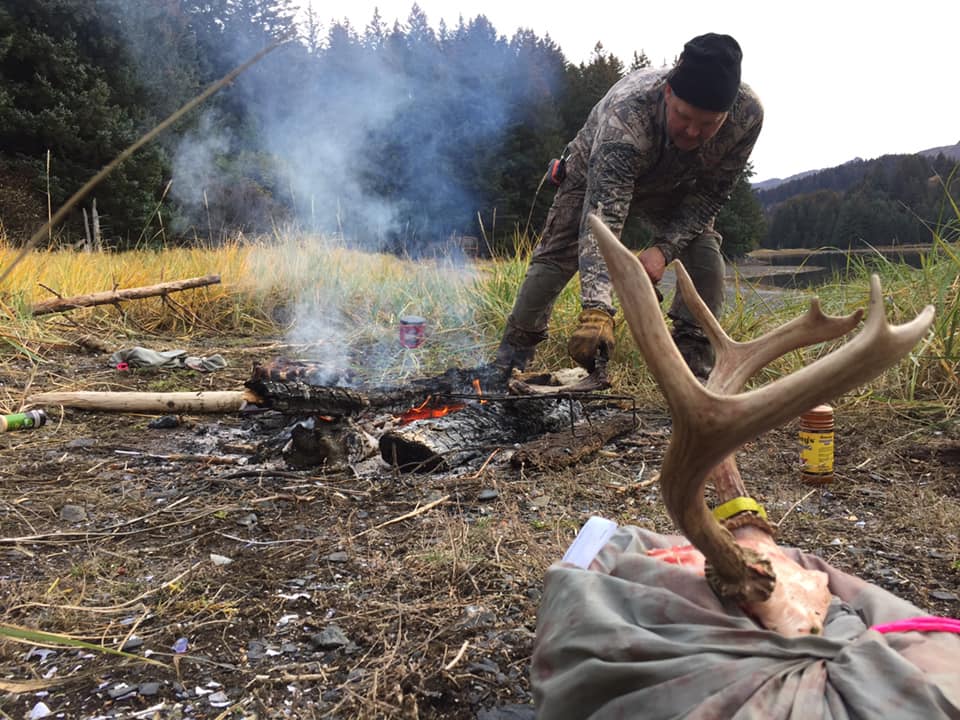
[561,516,618,568]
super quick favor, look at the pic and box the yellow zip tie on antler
[712,497,768,522]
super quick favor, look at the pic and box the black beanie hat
[669,33,742,112]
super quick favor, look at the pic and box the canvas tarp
[531,526,960,719]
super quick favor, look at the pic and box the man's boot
[494,261,571,375]
[671,319,714,381]
[493,337,537,375]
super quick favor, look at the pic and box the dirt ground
[1,338,959,720]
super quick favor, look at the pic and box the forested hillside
[0,0,766,256]
[756,152,959,249]
[3,1,951,257]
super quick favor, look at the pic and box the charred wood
[510,413,638,471]
[380,397,580,473]
[283,422,353,470]
[246,364,507,417]
[244,378,369,416]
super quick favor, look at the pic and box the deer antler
[589,213,935,607]
[671,262,864,395]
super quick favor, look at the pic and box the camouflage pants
[502,183,725,349]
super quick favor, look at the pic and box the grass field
[1,215,957,412]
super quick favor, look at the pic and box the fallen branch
[28,389,260,413]
[443,640,470,671]
[32,275,221,316]
[350,495,450,539]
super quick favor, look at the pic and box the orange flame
[396,380,484,425]
[472,378,486,404]
[397,395,466,425]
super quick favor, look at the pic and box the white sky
[298,0,959,183]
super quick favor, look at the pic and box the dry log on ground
[32,275,221,316]
[28,389,259,413]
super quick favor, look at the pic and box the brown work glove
[567,308,615,371]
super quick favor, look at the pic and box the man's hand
[568,308,615,372]
[637,246,666,285]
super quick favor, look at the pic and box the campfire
[243,358,635,473]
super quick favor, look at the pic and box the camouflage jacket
[566,67,764,263]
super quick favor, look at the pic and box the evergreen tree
[299,3,324,54]
[630,50,651,70]
[0,0,167,244]
[560,43,624,139]
[363,8,387,50]
[716,163,765,257]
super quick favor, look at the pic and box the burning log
[245,360,504,416]
[249,359,608,472]
[380,397,580,472]
[246,378,369,416]
[246,359,367,415]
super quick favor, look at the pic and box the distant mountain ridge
[753,143,959,251]
[753,141,960,193]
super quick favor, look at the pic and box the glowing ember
[397,396,466,425]
[396,380,484,425]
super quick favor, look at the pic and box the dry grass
[0,344,957,718]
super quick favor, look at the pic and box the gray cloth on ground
[532,526,960,719]
[109,347,228,372]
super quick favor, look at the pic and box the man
[494,33,763,380]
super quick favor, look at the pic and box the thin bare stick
[774,488,818,529]
[45,150,52,245]
[350,495,450,539]
[217,533,313,546]
[468,448,500,478]
[443,640,470,671]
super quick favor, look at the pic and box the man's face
[664,84,728,151]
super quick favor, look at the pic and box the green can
[0,409,47,432]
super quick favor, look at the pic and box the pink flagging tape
[871,616,960,634]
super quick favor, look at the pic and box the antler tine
[586,215,701,411]
[672,262,864,395]
[590,213,935,602]
[719,275,933,454]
